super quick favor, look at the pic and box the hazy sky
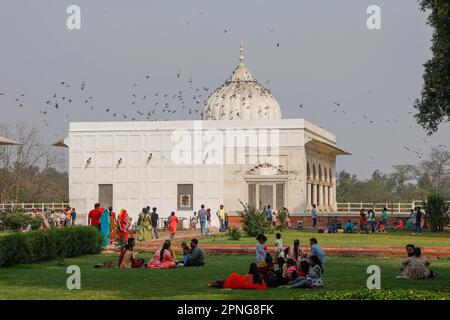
[1,0,449,178]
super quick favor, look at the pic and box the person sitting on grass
[178,241,191,265]
[278,255,323,289]
[118,237,145,268]
[395,219,404,231]
[344,220,355,233]
[147,240,176,269]
[298,259,310,277]
[398,246,440,279]
[329,216,341,233]
[256,233,268,268]
[180,238,205,267]
[284,259,299,281]
[283,239,305,265]
[376,220,386,233]
[208,262,267,290]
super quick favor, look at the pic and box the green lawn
[0,254,449,299]
[200,229,450,247]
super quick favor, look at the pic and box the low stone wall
[127,243,450,259]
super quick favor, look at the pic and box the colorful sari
[224,274,267,290]
[109,210,117,244]
[168,215,179,235]
[117,209,130,243]
[119,249,144,268]
[99,208,110,247]
[137,211,152,242]
[147,248,176,269]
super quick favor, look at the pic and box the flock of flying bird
[3,9,448,162]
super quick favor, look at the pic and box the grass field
[0,253,449,300]
[199,229,450,247]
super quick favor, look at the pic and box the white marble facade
[66,119,348,226]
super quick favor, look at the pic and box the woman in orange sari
[117,209,130,243]
[109,206,117,244]
[168,211,178,239]
[147,240,176,269]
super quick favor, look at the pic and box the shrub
[227,227,242,241]
[0,226,102,267]
[238,201,269,237]
[424,193,450,232]
[0,212,43,231]
[294,289,450,300]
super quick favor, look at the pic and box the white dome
[202,42,282,121]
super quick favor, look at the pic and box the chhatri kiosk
[64,43,350,226]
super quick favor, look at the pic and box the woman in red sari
[168,211,178,239]
[117,209,130,243]
[109,207,117,244]
[209,263,267,290]
[147,240,176,269]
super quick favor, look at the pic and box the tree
[0,122,68,203]
[414,0,450,134]
[424,193,450,232]
[420,148,450,196]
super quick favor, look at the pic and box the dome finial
[239,40,245,65]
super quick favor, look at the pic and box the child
[191,212,197,230]
[298,259,310,277]
[376,221,385,233]
[180,241,190,265]
[284,259,299,281]
[275,233,283,260]
[256,234,268,267]
[279,255,323,289]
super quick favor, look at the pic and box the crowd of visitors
[312,205,428,235]
[117,237,205,269]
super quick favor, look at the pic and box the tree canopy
[414,0,450,134]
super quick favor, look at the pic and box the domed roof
[202,42,282,121]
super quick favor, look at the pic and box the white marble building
[63,43,349,226]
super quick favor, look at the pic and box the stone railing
[0,202,69,211]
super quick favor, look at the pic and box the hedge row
[0,212,43,230]
[294,289,450,300]
[0,226,102,267]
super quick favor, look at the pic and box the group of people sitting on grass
[209,233,325,290]
[398,244,440,279]
[116,237,205,269]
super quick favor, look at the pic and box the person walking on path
[151,207,159,239]
[168,211,179,239]
[198,205,208,236]
[217,205,227,232]
[311,204,318,229]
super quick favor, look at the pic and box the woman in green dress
[137,207,152,242]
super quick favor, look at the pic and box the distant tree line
[337,148,450,203]
[0,122,68,203]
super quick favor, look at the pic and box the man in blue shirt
[309,237,325,264]
[266,205,272,226]
[311,204,318,228]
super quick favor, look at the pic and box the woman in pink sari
[147,240,176,269]
[117,209,130,243]
[168,211,179,239]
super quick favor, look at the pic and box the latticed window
[177,184,193,210]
